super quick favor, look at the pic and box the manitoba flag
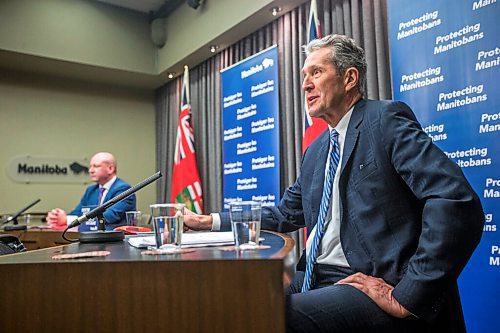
[302,0,328,152]
[171,66,203,214]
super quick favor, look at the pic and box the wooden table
[0,230,295,333]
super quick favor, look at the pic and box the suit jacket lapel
[102,178,119,203]
[340,100,365,175]
[307,100,365,228]
[89,184,100,205]
[310,130,330,228]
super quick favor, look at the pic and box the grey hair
[304,34,367,95]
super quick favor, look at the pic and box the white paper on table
[127,231,235,249]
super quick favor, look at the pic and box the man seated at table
[46,152,136,231]
[183,34,484,332]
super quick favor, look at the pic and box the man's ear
[344,67,359,92]
[107,164,115,175]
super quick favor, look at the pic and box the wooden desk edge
[266,230,295,259]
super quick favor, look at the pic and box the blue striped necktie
[302,129,340,292]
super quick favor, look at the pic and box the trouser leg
[284,267,428,333]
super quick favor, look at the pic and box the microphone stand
[63,171,162,243]
[1,199,41,231]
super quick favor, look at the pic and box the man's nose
[302,77,313,91]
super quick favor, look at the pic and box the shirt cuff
[66,215,78,225]
[66,215,79,231]
[210,213,221,231]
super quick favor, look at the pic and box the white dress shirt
[306,108,353,267]
[99,176,117,205]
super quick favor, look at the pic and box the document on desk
[128,231,235,248]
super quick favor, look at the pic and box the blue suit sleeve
[219,156,308,233]
[69,185,97,216]
[381,101,484,320]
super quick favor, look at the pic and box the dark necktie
[97,187,105,205]
[302,129,340,292]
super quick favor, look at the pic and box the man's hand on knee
[336,272,411,318]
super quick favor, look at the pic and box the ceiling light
[271,7,281,16]
[168,72,175,79]
[210,45,219,53]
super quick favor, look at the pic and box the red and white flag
[171,66,203,214]
[302,0,328,152]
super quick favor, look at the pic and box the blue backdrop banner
[220,46,280,210]
[388,1,499,332]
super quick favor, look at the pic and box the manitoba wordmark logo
[8,156,90,183]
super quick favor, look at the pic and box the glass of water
[229,201,262,250]
[150,203,185,251]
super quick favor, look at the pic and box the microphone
[1,199,41,227]
[68,171,162,243]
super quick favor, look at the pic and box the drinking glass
[126,211,142,226]
[229,201,262,250]
[150,203,185,250]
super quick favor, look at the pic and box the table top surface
[0,230,295,264]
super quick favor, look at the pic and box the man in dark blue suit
[185,34,484,332]
[46,152,136,231]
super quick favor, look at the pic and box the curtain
[155,0,391,256]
